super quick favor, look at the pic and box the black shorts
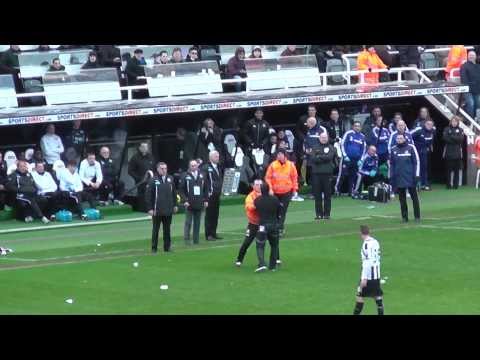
[357,279,383,298]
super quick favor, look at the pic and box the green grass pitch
[0,185,479,314]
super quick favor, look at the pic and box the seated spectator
[58,160,94,219]
[79,152,102,206]
[31,162,61,220]
[98,146,125,206]
[153,51,169,65]
[6,160,50,223]
[40,124,64,171]
[170,48,184,64]
[38,45,51,52]
[125,49,146,85]
[81,51,102,69]
[48,58,66,72]
[185,47,200,62]
[249,46,263,59]
[0,152,8,210]
[226,47,247,92]
[357,45,387,84]
[281,45,300,57]
[94,45,122,67]
[196,118,223,163]
[445,45,467,81]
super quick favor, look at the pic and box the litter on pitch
[133,262,139,268]
[160,285,169,290]
[65,298,74,304]
[97,243,102,247]
[366,206,376,209]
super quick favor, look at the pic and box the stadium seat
[326,59,346,84]
[200,48,219,62]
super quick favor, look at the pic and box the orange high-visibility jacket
[245,190,260,225]
[475,136,480,167]
[357,50,387,84]
[445,46,467,80]
[265,159,299,195]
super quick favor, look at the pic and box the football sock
[353,302,364,315]
[375,299,384,315]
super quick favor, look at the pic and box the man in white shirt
[79,152,103,206]
[31,162,61,220]
[40,124,64,170]
[353,225,384,315]
[58,160,95,219]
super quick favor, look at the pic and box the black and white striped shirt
[361,236,381,280]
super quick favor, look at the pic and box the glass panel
[118,45,193,61]
[244,54,318,73]
[144,60,220,78]
[0,74,15,89]
[18,49,91,78]
[43,67,119,85]
[0,74,18,108]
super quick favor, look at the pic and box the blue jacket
[341,130,366,160]
[303,125,327,151]
[411,126,436,153]
[369,126,390,156]
[388,122,409,134]
[358,153,379,175]
[388,130,414,153]
[390,143,420,188]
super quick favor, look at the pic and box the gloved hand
[369,170,377,177]
[344,156,350,162]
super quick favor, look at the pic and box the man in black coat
[443,116,465,189]
[146,162,178,253]
[397,45,421,82]
[203,150,223,241]
[125,48,146,85]
[241,108,270,151]
[94,45,122,68]
[98,146,125,205]
[128,142,154,212]
[179,160,209,245]
[460,50,480,118]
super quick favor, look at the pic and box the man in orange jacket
[235,178,262,266]
[357,45,388,84]
[445,45,467,81]
[264,149,298,241]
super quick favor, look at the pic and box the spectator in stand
[6,160,50,224]
[154,51,169,65]
[309,45,344,72]
[98,146,125,206]
[128,142,155,212]
[185,47,200,62]
[362,106,382,136]
[125,49,146,85]
[31,162,61,220]
[397,45,422,82]
[241,108,270,152]
[414,107,433,128]
[40,124,64,171]
[357,45,387,84]
[81,51,102,69]
[0,152,8,210]
[79,152,102,206]
[57,160,93,220]
[246,45,265,71]
[281,45,300,57]
[460,50,480,119]
[64,119,88,163]
[443,116,465,190]
[411,119,436,191]
[0,45,22,92]
[38,45,51,52]
[445,45,467,81]
[94,45,121,67]
[196,118,223,163]
[170,48,183,64]
[249,46,263,59]
[374,45,395,82]
[48,58,66,72]
[227,47,247,92]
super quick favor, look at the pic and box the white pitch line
[420,225,480,232]
[0,257,37,262]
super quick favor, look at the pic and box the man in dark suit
[203,150,223,241]
[146,162,178,253]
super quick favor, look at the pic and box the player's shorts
[357,279,383,298]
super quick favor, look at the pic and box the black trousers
[256,223,280,269]
[15,195,44,220]
[61,191,95,216]
[205,194,220,238]
[136,183,148,212]
[275,191,292,230]
[0,190,6,210]
[152,215,172,251]
[236,223,259,262]
[311,174,332,217]
[446,159,462,189]
[37,192,62,217]
[398,187,421,220]
[83,184,100,207]
[295,154,304,184]
[99,178,125,201]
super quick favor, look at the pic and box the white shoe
[407,193,411,198]
[99,201,108,207]
[276,259,282,265]
[390,194,395,199]
[41,216,50,224]
[235,261,242,267]
[25,216,34,223]
[255,266,267,273]
[114,199,124,206]
[291,194,304,202]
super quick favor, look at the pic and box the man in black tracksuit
[311,133,337,220]
[145,162,178,253]
[128,142,154,212]
[241,108,270,152]
[442,116,465,189]
[98,146,125,204]
[203,150,223,241]
[6,160,48,223]
[253,183,281,272]
[179,160,209,245]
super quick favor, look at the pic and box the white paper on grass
[133,262,139,267]
[65,298,74,304]
[160,285,169,290]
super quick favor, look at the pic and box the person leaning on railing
[356,45,388,84]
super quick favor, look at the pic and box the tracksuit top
[411,126,436,153]
[341,130,366,160]
[358,153,379,175]
[388,130,414,153]
[370,127,390,156]
[390,143,420,188]
[31,171,58,195]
